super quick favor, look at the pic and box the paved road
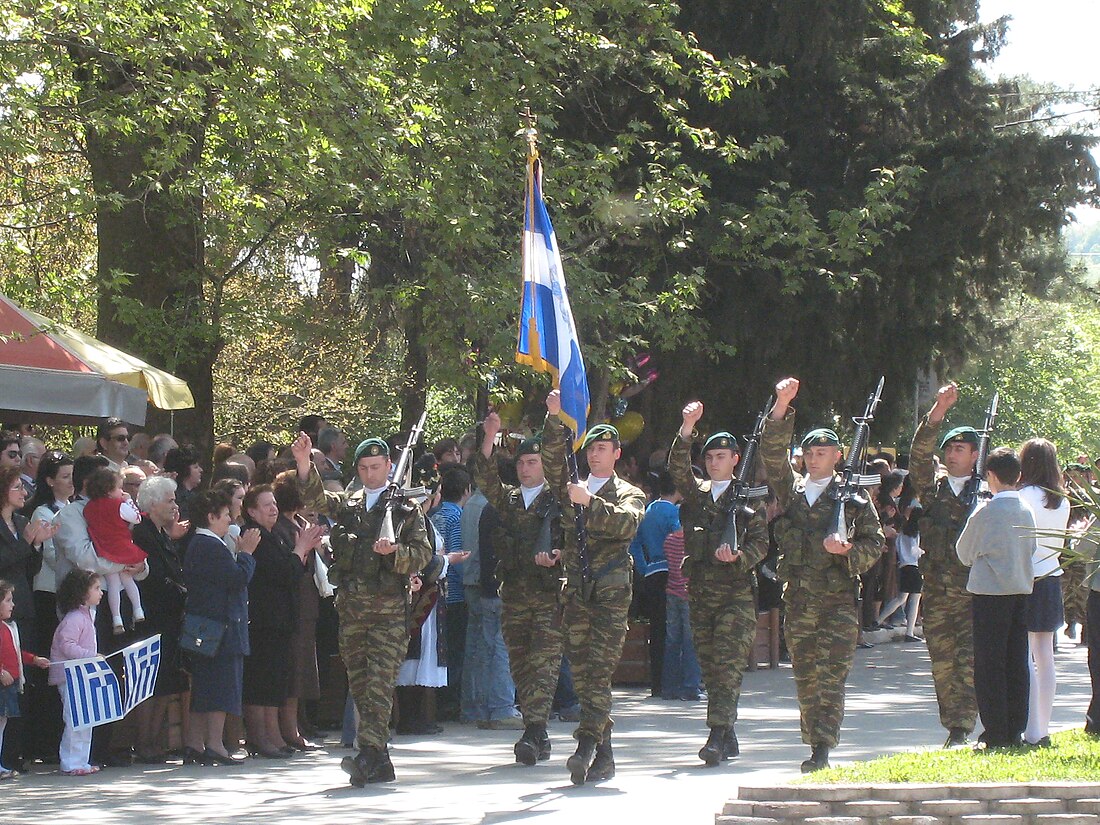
[4,637,1092,825]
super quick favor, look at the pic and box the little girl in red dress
[82,468,147,634]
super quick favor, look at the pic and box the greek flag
[63,658,124,731]
[516,156,591,446]
[122,635,161,713]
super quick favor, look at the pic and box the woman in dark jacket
[182,489,259,766]
[132,475,189,763]
[240,484,321,757]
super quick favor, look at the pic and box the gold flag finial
[519,105,539,159]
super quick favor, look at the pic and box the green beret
[353,438,389,464]
[702,431,738,454]
[801,428,841,449]
[1065,462,1091,473]
[939,427,979,450]
[516,437,542,458]
[581,424,619,450]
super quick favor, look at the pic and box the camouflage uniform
[541,414,645,743]
[471,452,564,727]
[909,416,978,734]
[667,433,768,731]
[762,412,884,749]
[300,467,433,752]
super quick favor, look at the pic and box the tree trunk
[400,296,428,435]
[85,125,216,461]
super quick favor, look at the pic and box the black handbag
[179,613,227,658]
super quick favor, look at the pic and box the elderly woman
[270,471,324,751]
[182,490,259,766]
[132,476,190,763]
[240,484,321,757]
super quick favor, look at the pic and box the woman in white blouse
[1017,438,1071,747]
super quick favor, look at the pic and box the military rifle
[378,411,429,545]
[828,376,885,541]
[959,391,999,510]
[716,396,773,555]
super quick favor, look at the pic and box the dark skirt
[189,651,244,715]
[243,630,292,707]
[1026,575,1064,633]
[898,565,923,594]
[287,569,320,701]
[151,618,189,697]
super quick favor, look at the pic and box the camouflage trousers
[337,587,409,750]
[501,584,564,727]
[690,581,757,729]
[922,574,977,732]
[563,579,631,742]
[784,584,858,748]
[1063,560,1088,628]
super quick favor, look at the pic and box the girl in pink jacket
[50,569,104,776]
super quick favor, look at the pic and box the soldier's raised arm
[668,401,706,500]
[761,377,800,510]
[471,411,510,512]
[293,432,345,517]
[910,383,956,501]
[541,390,570,505]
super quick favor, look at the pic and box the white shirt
[586,476,610,496]
[947,475,970,497]
[364,486,387,510]
[194,527,228,547]
[804,476,832,508]
[1018,484,1069,578]
[710,479,731,502]
[521,483,545,510]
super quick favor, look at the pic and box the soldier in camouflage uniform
[761,378,885,773]
[293,434,433,786]
[471,411,565,767]
[909,382,980,748]
[1062,463,1094,639]
[542,390,645,784]
[669,401,769,766]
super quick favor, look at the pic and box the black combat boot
[514,724,543,766]
[566,734,598,785]
[723,727,739,760]
[800,743,830,773]
[699,725,728,767]
[586,733,615,782]
[341,746,378,787]
[371,744,396,783]
[944,727,969,749]
[536,724,551,761]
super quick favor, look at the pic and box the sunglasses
[109,434,131,442]
[4,450,20,459]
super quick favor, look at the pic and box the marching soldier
[909,382,979,747]
[292,434,433,786]
[542,390,645,784]
[761,378,885,772]
[471,411,565,767]
[669,401,769,765]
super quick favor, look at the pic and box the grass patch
[801,730,1100,783]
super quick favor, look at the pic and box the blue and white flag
[516,156,591,445]
[63,657,124,731]
[122,635,161,714]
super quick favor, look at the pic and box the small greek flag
[63,658,124,731]
[122,635,161,714]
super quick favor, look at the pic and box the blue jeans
[662,594,701,698]
[553,655,579,712]
[464,587,519,721]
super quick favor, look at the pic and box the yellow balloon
[612,411,645,445]
[496,401,524,428]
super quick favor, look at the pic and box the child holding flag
[49,569,103,776]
